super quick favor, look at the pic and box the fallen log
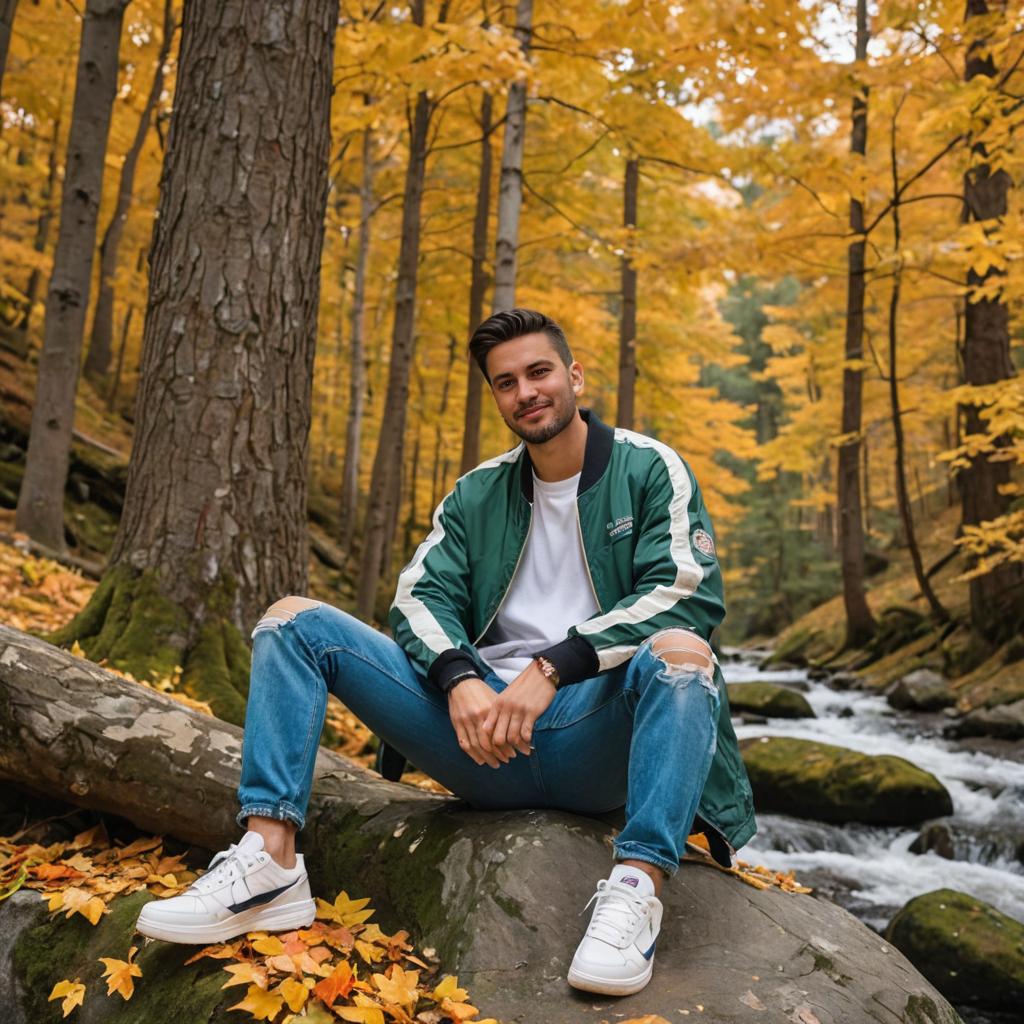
[0,625,961,1023]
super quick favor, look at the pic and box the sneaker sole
[135,897,316,945]
[567,958,654,996]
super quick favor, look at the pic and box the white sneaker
[567,877,663,995]
[135,831,315,944]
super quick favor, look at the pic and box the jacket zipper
[575,502,601,612]
[472,506,533,645]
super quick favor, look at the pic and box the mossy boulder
[727,682,815,719]
[885,889,1024,1012]
[887,670,955,712]
[740,736,953,825]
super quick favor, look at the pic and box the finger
[466,721,501,769]
[507,713,531,755]
[521,714,536,750]
[491,709,515,760]
[458,725,485,766]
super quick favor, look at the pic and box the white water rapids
[728,652,1024,933]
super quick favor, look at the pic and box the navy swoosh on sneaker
[227,879,299,914]
[641,939,657,960]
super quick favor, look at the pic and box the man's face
[486,331,584,444]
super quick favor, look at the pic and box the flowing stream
[728,650,1024,935]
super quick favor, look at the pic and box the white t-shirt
[477,471,600,683]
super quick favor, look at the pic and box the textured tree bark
[356,0,431,621]
[83,0,174,382]
[836,0,876,648]
[49,0,337,721]
[617,156,639,430]
[15,0,131,552]
[960,0,1023,642]
[339,122,374,558]
[0,0,18,102]
[490,0,532,314]
[458,91,493,476]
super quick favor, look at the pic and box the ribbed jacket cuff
[429,650,482,693]
[533,635,599,687]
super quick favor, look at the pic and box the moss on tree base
[45,566,250,725]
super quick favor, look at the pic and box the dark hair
[468,308,573,382]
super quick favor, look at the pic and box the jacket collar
[518,407,615,502]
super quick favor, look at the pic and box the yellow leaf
[355,938,386,964]
[252,935,285,956]
[48,979,86,1017]
[440,998,479,1021]
[315,891,375,927]
[431,975,468,1002]
[278,977,310,1012]
[57,887,106,925]
[98,948,142,1000]
[335,1008,385,1024]
[221,962,269,990]
[228,983,284,1021]
[372,965,419,1010]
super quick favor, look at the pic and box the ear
[570,361,584,394]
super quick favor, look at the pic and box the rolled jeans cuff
[613,840,680,878]
[237,801,305,831]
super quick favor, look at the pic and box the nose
[516,376,539,404]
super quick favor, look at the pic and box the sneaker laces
[188,844,260,894]
[581,879,649,946]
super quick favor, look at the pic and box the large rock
[0,626,962,1022]
[886,670,955,712]
[727,681,815,719]
[885,889,1024,1012]
[740,736,953,825]
[946,699,1024,741]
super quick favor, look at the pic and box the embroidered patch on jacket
[606,515,634,541]
[692,528,716,557]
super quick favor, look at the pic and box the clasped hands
[447,660,556,769]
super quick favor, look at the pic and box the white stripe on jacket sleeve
[576,430,704,661]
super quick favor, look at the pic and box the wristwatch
[534,655,561,689]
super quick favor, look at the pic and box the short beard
[506,394,576,444]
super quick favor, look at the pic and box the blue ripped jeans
[237,601,720,876]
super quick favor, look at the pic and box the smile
[517,404,550,420]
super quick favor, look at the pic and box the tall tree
[458,90,493,476]
[15,0,131,552]
[83,0,174,382]
[0,0,17,102]
[490,0,532,313]
[836,0,876,647]
[886,97,948,624]
[617,156,639,429]
[50,0,337,723]
[356,0,433,620]
[959,0,1023,641]
[339,120,374,557]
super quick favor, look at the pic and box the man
[136,308,756,997]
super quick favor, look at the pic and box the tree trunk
[458,90,493,476]
[836,0,876,648]
[886,133,948,623]
[490,0,533,313]
[617,156,639,430]
[356,1,431,621]
[14,0,131,552]
[48,0,337,724]
[960,0,1023,641]
[17,96,64,343]
[0,0,17,102]
[0,624,962,1023]
[340,122,374,558]
[106,302,133,412]
[83,0,174,382]
[431,333,458,513]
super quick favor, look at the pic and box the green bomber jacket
[388,408,757,856]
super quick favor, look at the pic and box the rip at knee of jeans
[650,629,715,685]
[251,595,321,638]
